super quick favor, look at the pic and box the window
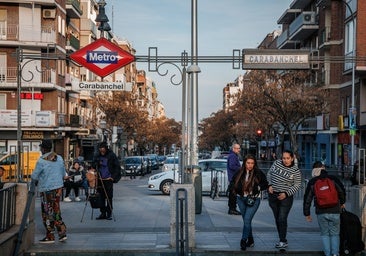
[0,94,5,109]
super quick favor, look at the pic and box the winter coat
[31,152,66,192]
[303,170,346,216]
[232,168,268,197]
[227,150,241,182]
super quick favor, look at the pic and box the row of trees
[91,91,181,155]
[199,70,330,155]
[91,70,329,157]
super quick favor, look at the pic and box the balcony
[289,12,318,41]
[0,23,56,45]
[276,29,300,49]
[66,0,83,18]
[0,67,56,89]
[80,19,98,37]
[66,33,80,51]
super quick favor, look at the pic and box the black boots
[240,239,246,250]
[246,237,254,247]
[240,237,254,250]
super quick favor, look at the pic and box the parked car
[148,159,228,195]
[123,156,148,176]
[162,156,179,172]
[146,154,160,170]
[157,155,167,166]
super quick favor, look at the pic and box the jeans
[268,193,294,243]
[237,196,261,240]
[317,213,340,256]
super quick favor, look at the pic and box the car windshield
[125,158,141,164]
[165,157,179,164]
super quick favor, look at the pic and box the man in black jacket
[93,142,121,220]
[303,161,345,256]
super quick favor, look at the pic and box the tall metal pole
[341,0,356,168]
[180,66,187,183]
[190,0,199,166]
[16,48,23,182]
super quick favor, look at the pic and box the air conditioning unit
[303,12,315,24]
[43,9,56,19]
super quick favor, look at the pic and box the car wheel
[160,179,173,195]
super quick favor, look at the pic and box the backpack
[314,177,339,208]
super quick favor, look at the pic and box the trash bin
[185,165,202,214]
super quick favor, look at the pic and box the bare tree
[236,70,329,154]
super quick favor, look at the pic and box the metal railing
[0,184,16,233]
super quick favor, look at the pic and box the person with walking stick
[93,142,121,220]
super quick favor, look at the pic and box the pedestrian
[267,149,302,250]
[93,141,121,220]
[226,143,242,215]
[31,139,67,243]
[232,154,268,251]
[303,161,346,256]
[63,160,88,202]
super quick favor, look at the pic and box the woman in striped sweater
[267,150,302,250]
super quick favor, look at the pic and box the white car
[162,156,179,172]
[148,159,228,195]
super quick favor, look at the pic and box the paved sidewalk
[27,178,328,255]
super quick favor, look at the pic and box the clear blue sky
[105,0,292,121]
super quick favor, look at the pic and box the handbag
[89,193,104,208]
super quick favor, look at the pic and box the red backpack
[314,177,339,208]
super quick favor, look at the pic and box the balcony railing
[289,12,317,39]
[66,0,83,16]
[66,33,80,51]
[0,24,56,43]
[0,67,56,87]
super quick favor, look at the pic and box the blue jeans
[268,193,294,243]
[237,196,261,240]
[317,213,340,256]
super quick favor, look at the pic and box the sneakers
[63,197,72,202]
[39,237,55,244]
[59,234,67,242]
[75,197,81,202]
[275,241,288,249]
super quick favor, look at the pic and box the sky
[105,0,293,121]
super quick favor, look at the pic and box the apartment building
[0,1,82,159]
[273,0,365,167]
[0,0,163,165]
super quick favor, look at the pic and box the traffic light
[256,129,262,141]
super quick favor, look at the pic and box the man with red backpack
[303,161,346,256]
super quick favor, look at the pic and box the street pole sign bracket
[70,37,135,78]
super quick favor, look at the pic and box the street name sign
[242,49,310,70]
[70,37,135,78]
[71,81,132,91]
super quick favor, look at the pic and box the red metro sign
[70,37,135,78]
